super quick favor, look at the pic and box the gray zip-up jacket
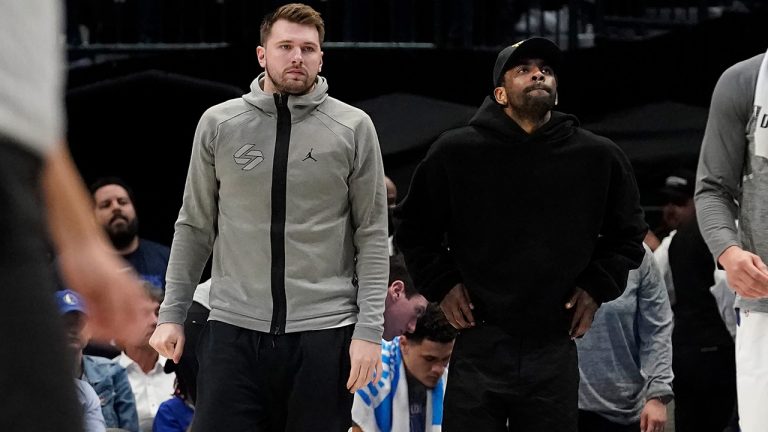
[696,53,768,313]
[158,74,389,343]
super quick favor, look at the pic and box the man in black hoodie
[395,38,647,432]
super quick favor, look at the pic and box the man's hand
[347,339,382,393]
[150,323,186,364]
[58,248,157,347]
[640,398,668,432]
[719,246,768,298]
[440,283,474,329]
[565,287,597,339]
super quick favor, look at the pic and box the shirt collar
[118,351,167,372]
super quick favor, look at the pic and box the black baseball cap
[493,37,562,87]
[660,169,695,204]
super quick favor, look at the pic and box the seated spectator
[118,284,175,432]
[383,255,429,341]
[352,303,457,432]
[90,177,170,289]
[56,289,139,431]
[576,244,674,432]
[152,360,195,432]
[652,169,696,304]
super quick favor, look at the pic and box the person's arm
[346,116,389,392]
[152,110,220,362]
[348,116,389,344]
[111,364,139,432]
[43,144,154,345]
[695,63,749,261]
[695,59,768,298]
[636,251,674,432]
[394,145,461,303]
[574,146,647,305]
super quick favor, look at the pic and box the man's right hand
[150,323,185,363]
[719,246,768,298]
[440,283,474,329]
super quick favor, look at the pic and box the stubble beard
[516,91,556,120]
[266,65,316,95]
[106,216,139,250]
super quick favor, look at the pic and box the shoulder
[720,53,763,85]
[565,127,630,164]
[138,239,171,255]
[198,97,257,129]
[85,355,125,374]
[315,97,374,130]
[711,53,763,108]
[572,127,619,149]
[426,125,483,157]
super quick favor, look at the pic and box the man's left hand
[346,339,382,393]
[640,398,668,432]
[565,287,598,339]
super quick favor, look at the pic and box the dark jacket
[395,97,647,339]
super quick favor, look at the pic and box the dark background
[64,4,768,246]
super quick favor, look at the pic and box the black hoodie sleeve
[394,149,462,302]
[575,143,648,304]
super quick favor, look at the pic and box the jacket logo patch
[234,144,264,170]
[302,148,318,162]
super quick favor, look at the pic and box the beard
[106,215,139,250]
[265,64,317,95]
[510,84,557,120]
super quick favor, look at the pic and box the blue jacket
[153,396,194,432]
[83,355,140,432]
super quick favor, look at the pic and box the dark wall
[65,10,768,244]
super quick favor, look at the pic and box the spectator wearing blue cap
[56,289,140,432]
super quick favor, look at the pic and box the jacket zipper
[269,93,291,335]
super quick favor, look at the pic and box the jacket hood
[242,72,329,122]
[469,96,579,145]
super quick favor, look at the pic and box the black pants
[0,138,82,432]
[193,321,354,432]
[443,324,579,432]
[673,344,736,432]
[578,410,639,432]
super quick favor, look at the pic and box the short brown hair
[260,3,325,46]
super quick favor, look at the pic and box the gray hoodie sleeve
[695,60,756,260]
[637,252,674,400]
[348,116,390,343]
[158,110,220,325]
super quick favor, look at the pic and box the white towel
[352,338,446,432]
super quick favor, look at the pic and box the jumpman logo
[302,148,317,162]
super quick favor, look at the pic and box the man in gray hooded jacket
[150,3,389,431]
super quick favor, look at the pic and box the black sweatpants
[0,138,82,432]
[443,324,578,432]
[578,410,640,432]
[673,343,736,432]
[193,320,354,432]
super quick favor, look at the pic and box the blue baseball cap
[55,289,87,315]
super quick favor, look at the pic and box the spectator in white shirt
[119,283,175,432]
